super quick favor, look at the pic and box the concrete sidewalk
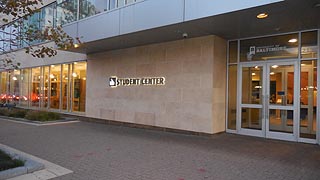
[0,119,319,180]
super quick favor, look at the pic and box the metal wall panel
[120,0,184,34]
[184,0,283,21]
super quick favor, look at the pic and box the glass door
[238,61,298,141]
[266,61,298,141]
[238,63,266,137]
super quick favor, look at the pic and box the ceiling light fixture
[272,65,279,68]
[257,13,268,19]
[288,38,298,43]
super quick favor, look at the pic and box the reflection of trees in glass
[0,0,80,70]
[80,0,107,19]
[57,0,77,25]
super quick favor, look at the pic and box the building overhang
[69,0,320,54]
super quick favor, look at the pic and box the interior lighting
[12,76,17,81]
[50,74,55,78]
[252,73,256,76]
[255,66,259,69]
[301,64,306,66]
[257,13,268,19]
[288,38,298,43]
[271,65,278,68]
[270,72,275,75]
[74,44,80,48]
[72,73,78,77]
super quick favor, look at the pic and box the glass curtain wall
[57,0,78,26]
[79,0,108,19]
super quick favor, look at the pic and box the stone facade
[86,35,227,134]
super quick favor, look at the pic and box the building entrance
[238,61,298,141]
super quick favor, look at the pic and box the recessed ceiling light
[272,65,279,68]
[252,73,256,76]
[270,72,275,75]
[301,64,306,66]
[257,13,268,19]
[288,38,298,43]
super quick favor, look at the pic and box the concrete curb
[0,116,79,127]
[0,148,45,180]
[0,144,72,180]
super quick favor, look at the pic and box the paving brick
[0,120,319,180]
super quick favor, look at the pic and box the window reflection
[80,0,108,19]
[300,60,317,139]
[57,0,78,25]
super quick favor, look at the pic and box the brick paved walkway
[0,119,319,180]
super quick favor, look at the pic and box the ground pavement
[0,119,319,180]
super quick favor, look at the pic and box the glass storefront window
[301,31,318,59]
[9,70,20,104]
[50,65,61,109]
[0,72,8,104]
[80,0,108,19]
[31,67,41,107]
[240,33,299,62]
[62,64,70,110]
[227,65,237,130]
[229,41,238,63]
[42,66,49,108]
[300,60,317,139]
[0,62,86,112]
[72,62,86,112]
[20,69,30,107]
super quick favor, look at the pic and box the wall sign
[109,76,165,88]
[249,45,287,55]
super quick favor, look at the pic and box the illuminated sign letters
[109,76,165,88]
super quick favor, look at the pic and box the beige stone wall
[86,35,226,134]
